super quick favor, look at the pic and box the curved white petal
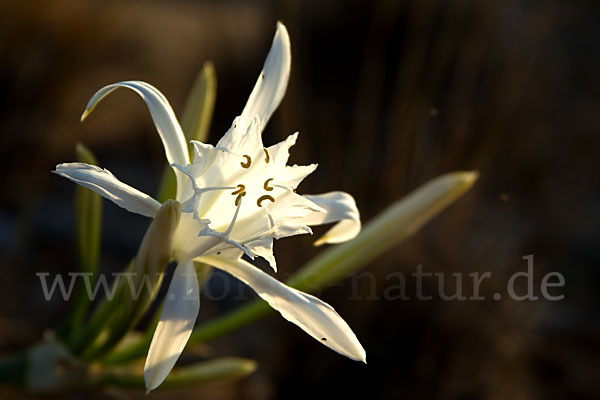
[144,260,199,392]
[217,22,291,152]
[302,192,361,246]
[81,81,190,200]
[53,163,160,217]
[241,22,291,132]
[200,256,366,363]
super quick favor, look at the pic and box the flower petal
[302,192,361,246]
[240,22,291,132]
[245,235,277,272]
[200,256,366,363]
[144,260,200,392]
[278,164,318,189]
[81,81,191,200]
[53,163,161,217]
[216,22,291,153]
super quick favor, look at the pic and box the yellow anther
[231,184,246,195]
[240,155,252,168]
[263,148,270,163]
[263,178,274,191]
[257,194,275,207]
[235,192,246,206]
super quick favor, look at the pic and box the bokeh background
[1,0,599,399]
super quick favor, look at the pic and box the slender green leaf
[65,143,103,344]
[181,62,217,145]
[95,357,256,390]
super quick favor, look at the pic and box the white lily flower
[54,22,364,391]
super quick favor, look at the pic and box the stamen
[196,186,236,195]
[257,194,275,207]
[185,184,236,219]
[231,184,246,195]
[224,195,243,236]
[264,148,270,163]
[240,155,252,168]
[263,178,274,191]
[235,192,246,206]
[265,207,275,229]
[231,184,246,206]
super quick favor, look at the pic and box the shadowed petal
[54,163,160,217]
[200,256,366,363]
[144,260,199,392]
[302,192,361,246]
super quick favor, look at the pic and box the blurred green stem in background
[102,171,478,364]
[62,144,102,346]
[92,357,256,391]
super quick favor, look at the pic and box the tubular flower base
[54,22,365,392]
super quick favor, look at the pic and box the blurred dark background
[1,0,599,399]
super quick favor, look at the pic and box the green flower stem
[92,357,255,391]
[100,171,477,364]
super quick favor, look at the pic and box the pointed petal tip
[80,108,90,122]
[144,371,157,394]
[276,21,288,35]
[313,237,326,247]
[348,344,367,364]
[202,60,215,72]
[465,170,480,183]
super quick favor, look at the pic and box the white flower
[54,22,364,391]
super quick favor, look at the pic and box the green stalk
[93,357,255,390]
